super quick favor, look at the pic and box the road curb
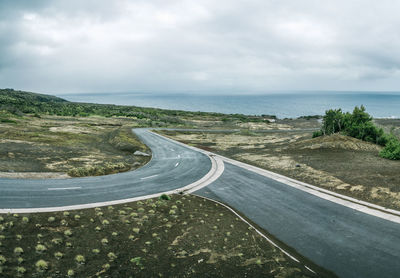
[156,129,400,224]
[0,130,224,214]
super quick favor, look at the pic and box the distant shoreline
[58,92,400,119]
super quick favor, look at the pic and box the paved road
[196,162,400,278]
[0,128,211,208]
[2,128,400,278]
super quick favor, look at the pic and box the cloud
[0,0,400,93]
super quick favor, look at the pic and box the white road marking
[48,187,81,191]
[305,266,316,274]
[177,154,181,158]
[170,148,175,151]
[175,162,179,167]
[140,174,158,180]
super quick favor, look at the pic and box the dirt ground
[159,118,400,211]
[0,115,149,178]
[0,195,330,277]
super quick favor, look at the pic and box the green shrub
[14,247,24,255]
[130,257,142,266]
[67,269,75,277]
[316,106,399,160]
[67,162,130,177]
[169,209,176,215]
[312,130,323,138]
[107,252,117,261]
[102,220,110,225]
[16,266,26,274]
[54,252,64,259]
[64,229,72,236]
[51,238,63,245]
[21,217,29,223]
[380,136,400,160]
[35,260,48,272]
[159,194,171,201]
[0,255,6,265]
[48,217,55,223]
[75,255,85,264]
[35,244,47,253]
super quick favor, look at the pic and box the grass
[0,114,150,177]
[0,195,330,277]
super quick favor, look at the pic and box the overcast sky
[1,0,400,94]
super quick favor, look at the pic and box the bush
[380,136,400,160]
[130,257,142,266]
[159,194,171,201]
[16,266,26,275]
[75,255,85,264]
[322,109,344,135]
[316,106,399,160]
[107,252,117,261]
[35,244,47,253]
[312,130,323,138]
[14,247,23,255]
[35,260,48,272]
[64,229,72,237]
[67,162,130,177]
[0,255,6,265]
[54,252,64,259]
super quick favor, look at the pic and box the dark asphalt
[195,162,400,278]
[0,129,211,208]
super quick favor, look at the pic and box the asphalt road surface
[196,162,400,278]
[1,128,400,278]
[0,128,210,208]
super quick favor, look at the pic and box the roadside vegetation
[0,195,327,277]
[159,114,400,211]
[0,89,273,128]
[313,105,400,160]
[0,89,278,178]
[0,113,150,178]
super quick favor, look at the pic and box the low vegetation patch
[67,162,131,177]
[313,105,400,160]
[0,195,327,277]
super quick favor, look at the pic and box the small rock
[133,151,150,157]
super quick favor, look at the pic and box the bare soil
[0,195,329,277]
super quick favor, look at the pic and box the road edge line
[155,130,400,224]
[191,193,317,276]
[0,132,224,214]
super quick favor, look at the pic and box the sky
[0,0,400,94]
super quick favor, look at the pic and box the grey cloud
[0,0,400,93]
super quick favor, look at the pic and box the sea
[57,91,400,119]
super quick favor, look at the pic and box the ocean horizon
[57,91,400,119]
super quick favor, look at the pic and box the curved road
[0,129,211,208]
[1,128,400,278]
